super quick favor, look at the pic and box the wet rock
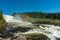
[9,27,32,33]
[0,30,14,38]
[26,34,50,40]
[0,37,11,40]
[0,34,50,40]
[12,35,27,40]
[56,37,60,40]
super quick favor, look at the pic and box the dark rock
[0,30,14,38]
[9,27,32,33]
[11,35,27,40]
[56,37,60,40]
[26,34,50,40]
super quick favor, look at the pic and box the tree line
[12,12,60,20]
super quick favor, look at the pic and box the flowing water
[24,24,60,40]
[3,15,60,40]
[3,15,32,24]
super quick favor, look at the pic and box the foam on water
[23,24,60,40]
[3,15,60,40]
[3,15,32,24]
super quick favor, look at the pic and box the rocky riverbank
[32,20,60,26]
[0,34,50,40]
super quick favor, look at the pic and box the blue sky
[0,0,60,15]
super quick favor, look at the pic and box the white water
[3,15,32,24]
[3,15,60,40]
[23,24,60,40]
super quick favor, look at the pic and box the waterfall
[3,15,60,40]
[3,15,32,24]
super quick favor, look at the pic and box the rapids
[3,15,32,24]
[3,15,60,40]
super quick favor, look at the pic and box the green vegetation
[12,12,60,24]
[12,12,60,19]
[0,11,6,32]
